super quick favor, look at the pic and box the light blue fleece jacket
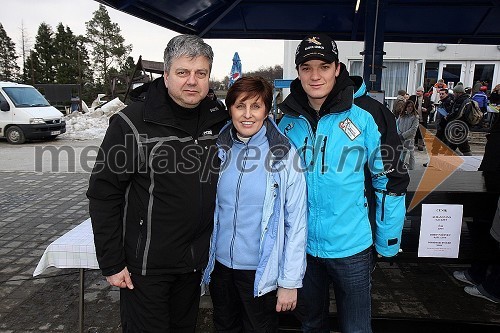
[203,118,308,297]
[215,125,269,269]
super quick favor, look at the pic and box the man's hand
[276,287,297,312]
[106,267,134,289]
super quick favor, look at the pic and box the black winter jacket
[87,78,229,276]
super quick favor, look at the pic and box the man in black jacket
[445,85,472,155]
[87,34,229,332]
[429,88,455,156]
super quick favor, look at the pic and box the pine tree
[31,23,56,83]
[25,51,36,85]
[53,23,82,84]
[75,35,92,84]
[120,56,136,89]
[85,4,132,92]
[120,56,136,78]
[0,23,20,81]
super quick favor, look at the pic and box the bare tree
[18,21,32,82]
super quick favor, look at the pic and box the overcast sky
[1,0,284,81]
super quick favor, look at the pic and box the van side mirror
[0,101,10,111]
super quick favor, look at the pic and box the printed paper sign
[418,204,463,258]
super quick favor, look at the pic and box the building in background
[283,41,500,109]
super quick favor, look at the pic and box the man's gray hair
[163,34,214,73]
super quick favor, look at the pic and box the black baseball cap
[295,34,339,66]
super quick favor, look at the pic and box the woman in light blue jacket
[202,76,307,332]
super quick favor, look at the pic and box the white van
[0,82,66,144]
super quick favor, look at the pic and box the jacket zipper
[321,136,328,174]
[193,135,203,269]
[135,218,144,258]
[230,146,249,267]
[381,192,386,221]
[302,137,308,163]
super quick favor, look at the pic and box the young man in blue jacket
[278,34,407,333]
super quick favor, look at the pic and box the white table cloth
[427,155,483,172]
[33,218,99,276]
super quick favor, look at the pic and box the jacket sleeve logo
[283,122,294,135]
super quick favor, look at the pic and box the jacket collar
[142,77,227,127]
[218,118,290,164]
[351,75,367,99]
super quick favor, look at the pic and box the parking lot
[0,137,216,332]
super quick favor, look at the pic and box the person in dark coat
[490,84,500,105]
[429,88,454,157]
[453,116,500,303]
[445,84,472,155]
[87,34,229,332]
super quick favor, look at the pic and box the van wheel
[6,126,26,144]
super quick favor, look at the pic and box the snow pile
[60,98,126,140]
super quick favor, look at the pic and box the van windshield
[3,87,50,107]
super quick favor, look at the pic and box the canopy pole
[362,0,387,92]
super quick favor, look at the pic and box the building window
[349,61,363,77]
[473,64,495,90]
[349,60,409,108]
[423,62,439,93]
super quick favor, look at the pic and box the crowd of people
[86,33,498,333]
[391,81,500,305]
[392,80,500,169]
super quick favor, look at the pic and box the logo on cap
[295,34,339,66]
[306,37,322,46]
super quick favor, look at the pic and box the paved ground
[0,131,498,332]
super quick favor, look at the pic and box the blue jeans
[301,248,373,333]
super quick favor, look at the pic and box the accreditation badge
[339,118,361,141]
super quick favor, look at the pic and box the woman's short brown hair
[225,76,273,113]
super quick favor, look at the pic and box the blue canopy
[96,0,500,45]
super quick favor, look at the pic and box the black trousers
[210,261,278,333]
[120,271,202,333]
[414,121,427,144]
[467,218,500,280]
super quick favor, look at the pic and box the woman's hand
[276,287,297,312]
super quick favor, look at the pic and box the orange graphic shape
[408,125,464,211]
